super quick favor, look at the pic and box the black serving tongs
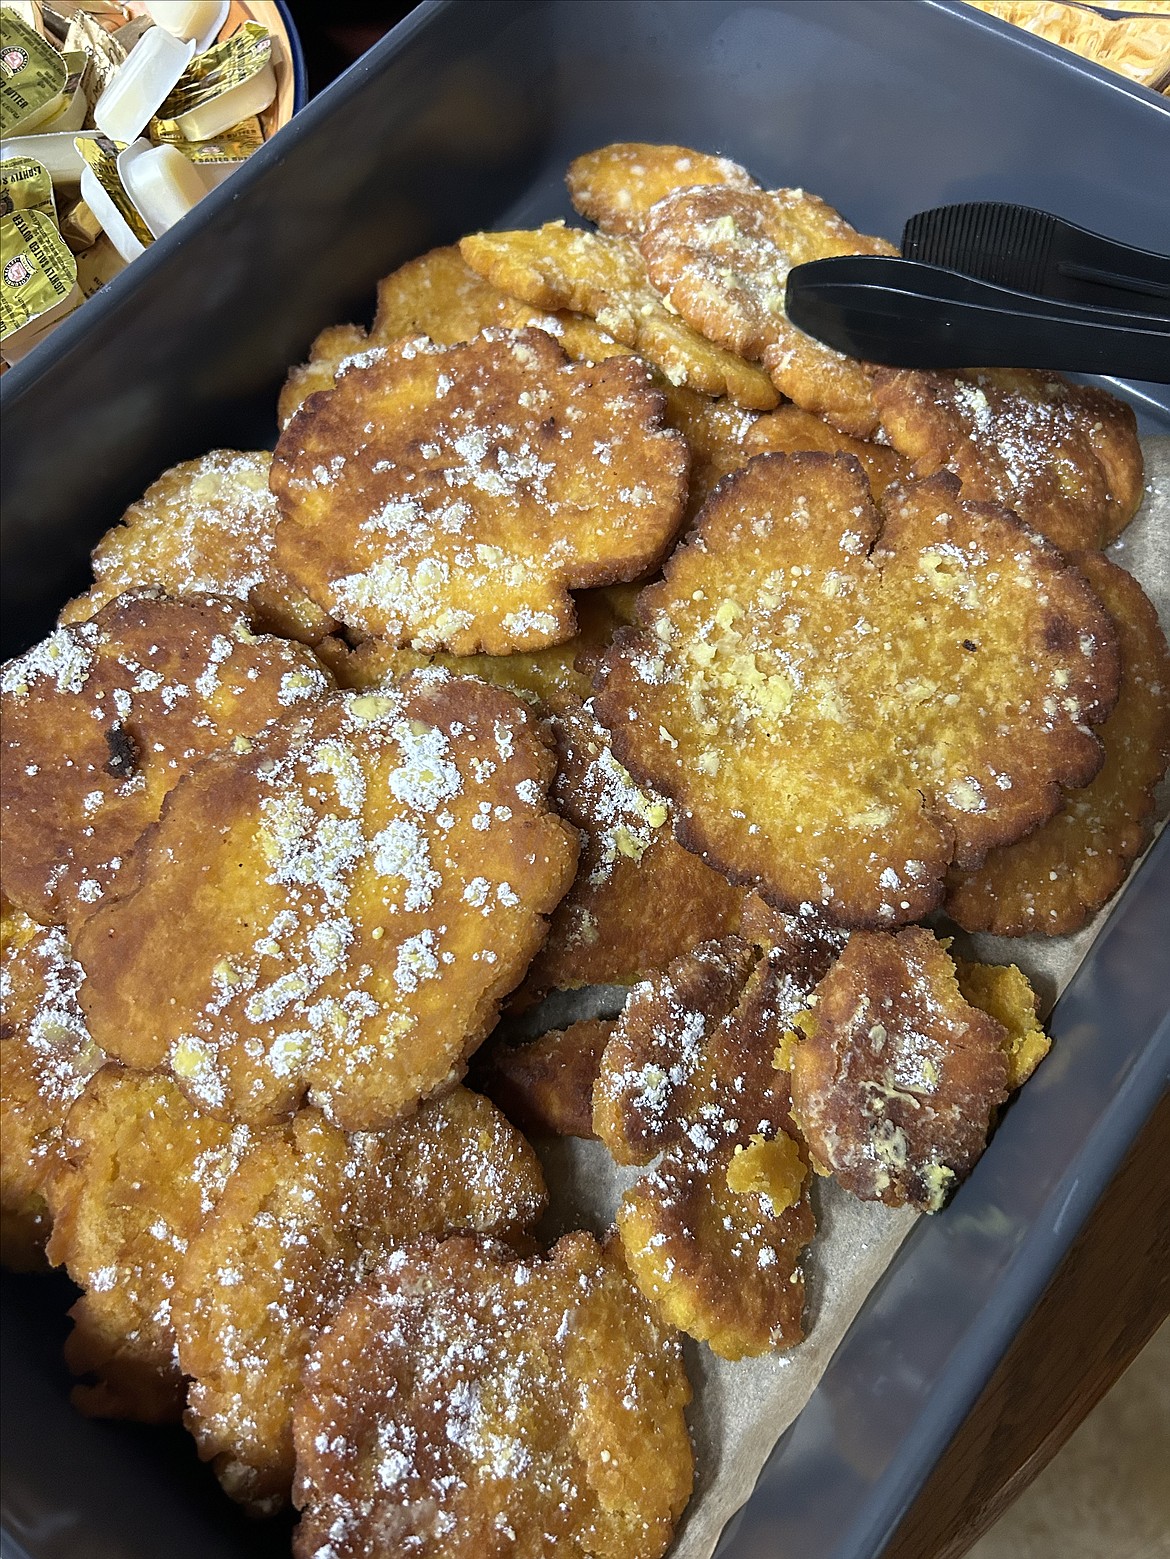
[785,202,1170,381]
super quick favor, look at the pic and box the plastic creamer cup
[94,26,195,146]
[145,2,231,55]
[117,141,209,239]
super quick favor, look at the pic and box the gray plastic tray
[2,4,1168,1557]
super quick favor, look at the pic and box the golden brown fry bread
[59,453,337,645]
[278,247,629,428]
[594,454,1120,928]
[872,368,1144,552]
[744,403,910,499]
[44,1068,253,1421]
[331,583,631,715]
[459,222,779,409]
[955,960,1049,1091]
[1,912,104,1270]
[175,1088,545,1514]
[522,697,747,997]
[277,324,369,430]
[640,185,897,435]
[292,1232,693,1559]
[474,1018,613,1138]
[787,929,1022,1211]
[947,555,1170,935]
[270,327,689,652]
[372,242,541,344]
[567,141,758,237]
[0,594,333,931]
[594,929,840,1358]
[74,676,578,1130]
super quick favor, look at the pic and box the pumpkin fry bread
[278,247,632,429]
[744,403,910,499]
[270,327,689,652]
[1,911,104,1271]
[522,697,748,998]
[593,454,1120,928]
[58,453,336,646]
[639,185,897,435]
[872,367,1144,552]
[594,928,841,1359]
[335,647,745,994]
[330,583,632,715]
[291,1232,693,1559]
[278,324,371,434]
[0,594,333,932]
[175,1088,546,1514]
[567,141,759,238]
[458,222,779,409]
[947,554,1170,935]
[73,676,579,1131]
[44,1067,254,1422]
[474,1018,614,1139]
[786,929,1043,1212]
[954,960,1049,1092]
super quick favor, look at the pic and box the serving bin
[2,4,1168,1557]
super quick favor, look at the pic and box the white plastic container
[144,2,231,54]
[94,27,195,146]
[117,141,209,239]
[0,131,99,187]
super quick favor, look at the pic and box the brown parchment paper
[528,436,1170,1559]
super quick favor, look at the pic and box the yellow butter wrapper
[59,193,100,251]
[1,6,68,135]
[157,21,269,117]
[0,154,56,221]
[149,110,262,163]
[62,6,126,111]
[75,228,123,297]
[1,204,79,344]
[74,130,151,246]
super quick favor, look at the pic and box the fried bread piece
[522,697,747,997]
[277,324,370,430]
[947,554,1170,935]
[787,929,1019,1211]
[59,454,337,646]
[330,584,633,714]
[744,403,910,499]
[640,185,897,435]
[1,912,104,1270]
[567,141,758,237]
[278,248,631,429]
[0,594,333,930]
[270,327,689,651]
[474,1017,613,1138]
[594,928,840,1358]
[459,222,779,408]
[594,454,1120,927]
[175,1087,546,1513]
[872,368,1144,551]
[44,1068,253,1420]
[955,960,1049,1090]
[291,1232,693,1559]
[74,676,579,1130]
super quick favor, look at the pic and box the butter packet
[155,21,275,142]
[38,49,88,134]
[1,203,80,359]
[59,193,100,252]
[0,153,56,221]
[74,228,124,297]
[149,109,262,184]
[62,7,126,111]
[1,6,68,136]
[75,129,151,260]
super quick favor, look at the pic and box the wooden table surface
[284,14,1170,1555]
